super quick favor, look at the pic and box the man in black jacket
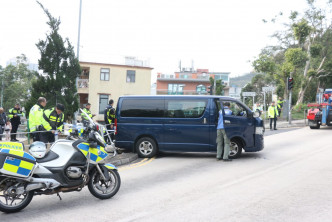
[0,107,6,141]
[8,103,23,141]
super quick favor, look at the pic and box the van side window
[120,99,164,117]
[166,100,207,118]
[224,100,248,117]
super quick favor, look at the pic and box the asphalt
[3,118,308,167]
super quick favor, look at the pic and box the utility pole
[288,72,294,125]
[1,78,4,107]
[74,0,82,124]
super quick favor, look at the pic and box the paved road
[1,127,332,221]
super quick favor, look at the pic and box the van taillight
[114,119,117,135]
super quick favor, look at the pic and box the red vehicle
[307,89,332,129]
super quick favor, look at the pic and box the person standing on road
[277,97,284,117]
[268,101,279,130]
[4,120,12,141]
[216,106,232,161]
[8,103,23,141]
[29,97,48,141]
[104,99,116,142]
[0,107,6,141]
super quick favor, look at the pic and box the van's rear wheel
[135,137,158,158]
[229,139,243,159]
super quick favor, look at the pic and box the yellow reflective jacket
[81,108,92,120]
[29,104,49,132]
[106,107,115,124]
[268,105,279,118]
[277,100,284,109]
[43,108,65,131]
[8,108,23,124]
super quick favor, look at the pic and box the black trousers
[0,125,4,140]
[270,117,277,129]
[105,125,114,143]
[11,123,19,140]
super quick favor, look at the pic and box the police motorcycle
[0,109,121,213]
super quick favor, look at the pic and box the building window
[100,68,110,81]
[196,85,206,94]
[99,94,109,114]
[168,84,184,95]
[127,70,136,83]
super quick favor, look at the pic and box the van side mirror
[253,110,261,118]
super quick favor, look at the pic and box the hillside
[229,73,261,88]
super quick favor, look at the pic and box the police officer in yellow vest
[81,103,95,127]
[8,103,23,141]
[268,101,279,130]
[42,103,65,143]
[29,97,48,141]
[277,97,284,117]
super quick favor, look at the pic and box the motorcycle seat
[35,150,59,163]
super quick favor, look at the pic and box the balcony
[78,79,89,88]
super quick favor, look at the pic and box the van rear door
[162,98,210,152]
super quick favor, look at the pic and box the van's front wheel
[229,139,243,159]
[136,137,158,158]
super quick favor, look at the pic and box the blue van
[114,95,264,158]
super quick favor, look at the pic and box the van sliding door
[163,98,210,152]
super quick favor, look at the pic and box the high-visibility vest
[29,104,47,132]
[81,108,92,120]
[277,100,284,109]
[8,108,23,124]
[268,105,279,118]
[106,106,115,124]
[43,108,64,131]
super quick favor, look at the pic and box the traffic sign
[262,87,275,92]
[242,92,256,96]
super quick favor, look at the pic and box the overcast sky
[0,0,327,81]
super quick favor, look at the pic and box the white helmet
[29,141,47,158]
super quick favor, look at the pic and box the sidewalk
[264,118,307,129]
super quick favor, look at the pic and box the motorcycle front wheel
[0,177,34,213]
[88,168,121,199]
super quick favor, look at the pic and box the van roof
[118,95,237,100]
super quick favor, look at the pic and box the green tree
[209,77,225,95]
[0,54,37,111]
[27,1,81,121]
[252,0,332,105]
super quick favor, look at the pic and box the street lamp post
[74,0,82,124]
[0,72,4,107]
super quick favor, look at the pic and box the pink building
[156,68,230,95]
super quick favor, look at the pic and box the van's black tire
[229,139,243,159]
[309,124,320,129]
[135,137,158,158]
[309,121,320,129]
